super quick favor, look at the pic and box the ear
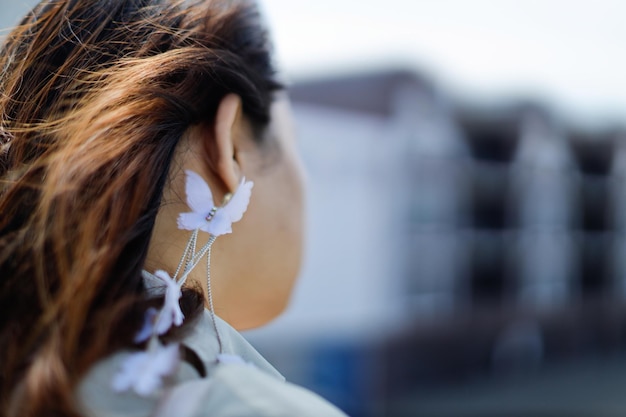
[203,94,243,193]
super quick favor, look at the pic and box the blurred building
[245,69,626,417]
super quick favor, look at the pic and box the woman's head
[0,0,304,414]
[147,92,305,330]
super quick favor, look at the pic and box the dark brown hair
[0,0,281,415]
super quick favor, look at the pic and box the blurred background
[3,1,626,416]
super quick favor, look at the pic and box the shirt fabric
[75,310,348,417]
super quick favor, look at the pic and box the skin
[145,93,306,330]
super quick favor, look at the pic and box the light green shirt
[75,310,348,417]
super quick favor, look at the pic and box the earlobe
[206,93,243,193]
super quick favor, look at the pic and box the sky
[1,0,625,127]
[259,0,626,127]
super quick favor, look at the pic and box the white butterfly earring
[177,169,253,236]
[173,169,253,289]
[112,170,253,396]
[174,170,254,362]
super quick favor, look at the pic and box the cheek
[264,157,305,282]
[216,157,305,328]
[276,162,306,281]
[257,156,305,287]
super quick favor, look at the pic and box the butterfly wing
[153,270,174,285]
[132,343,179,396]
[184,170,214,214]
[134,307,159,343]
[178,170,215,230]
[112,351,147,393]
[177,211,206,231]
[207,178,253,236]
[152,270,183,334]
[207,211,233,236]
[223,178,253,223]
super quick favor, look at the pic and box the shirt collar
[182,309,285,381]
[143,270,283,380]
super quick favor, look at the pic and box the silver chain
[204,235,222,353]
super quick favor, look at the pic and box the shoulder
[76,311,348,417]
[76,354,347,417]
[154,363,348,417]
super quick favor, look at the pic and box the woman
[0,0,347,416]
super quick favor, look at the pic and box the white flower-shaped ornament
[177,170,253,236]
[112,340,180,397]
[134,270,184,343]
[153,270,184,334]
[114,270,184,396]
